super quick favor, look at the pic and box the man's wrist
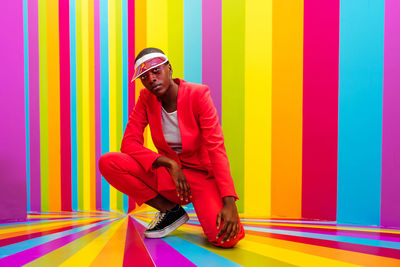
[222,196,236,206]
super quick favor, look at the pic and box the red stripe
[127,0,136,211]
[123,217,155,266]
[59,0,72,211]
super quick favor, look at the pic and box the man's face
[139,63,171,97]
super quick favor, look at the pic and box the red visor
[132,54,168,81]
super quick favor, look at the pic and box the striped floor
[1,208,400,266]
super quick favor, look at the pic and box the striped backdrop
[20,0,400,227]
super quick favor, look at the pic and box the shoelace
[147,212,166,230]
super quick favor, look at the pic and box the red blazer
[121,79,238,200]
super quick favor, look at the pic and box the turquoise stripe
[70,0,78,211]
[100,0,110,211]
[0,218,119,258]
[183,0,202,83]
[337,0,385,225]
[122,0,129,214]
[23,0,30,212]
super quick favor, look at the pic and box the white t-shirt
[161,106,182,153]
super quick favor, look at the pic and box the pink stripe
[28,0,41,212]
[202,0,222,121]
[132,218,196,266]
[127,0,136,211]
[302,0,339,220]
[94,0,102,210]
[381,0,400,228]
[59,0,72,211]
[123,217,155,266]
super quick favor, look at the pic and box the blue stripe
[337,0,385,225]
[70,0,78,211]
[23,0,30,212]
[0,218,119,258]
[100,0,110,211]
[122,0,129,214]
[183,0,202,84]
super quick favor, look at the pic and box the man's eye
[140,75,147,80]
[152,67,159,73]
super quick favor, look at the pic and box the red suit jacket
[121,79,238,200]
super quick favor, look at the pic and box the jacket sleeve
[196,86,239,200]
[120,89,161,172]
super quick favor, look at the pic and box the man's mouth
[152,84,162,91]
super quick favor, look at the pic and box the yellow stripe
[270,0,304,218]
[81,0,91,211]
[46,0,61,212]
[244,0,272,217]
[145,0,168,153]
[167,0,184,78]
[108,0,117,211]
[59,219,126,266]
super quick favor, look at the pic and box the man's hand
[216,196,239,243]
[169,163,192,202]
[152,156,192,202]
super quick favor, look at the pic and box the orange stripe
[271,0,304,218]
[47,0,61,212]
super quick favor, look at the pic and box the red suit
[99,79,244,247]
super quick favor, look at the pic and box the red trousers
[98,152,244,248]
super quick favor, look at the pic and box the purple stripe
[381,0,400,228]
[202,0,222,121]
[132,218,196,266]
[28,0,41,212]
[94,0,102,211]
[0,219,117,266]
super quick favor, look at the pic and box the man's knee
[205,224,245,248]
[98,152,118,176]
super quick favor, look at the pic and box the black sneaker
[144,205,189,238]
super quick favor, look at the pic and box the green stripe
[221,0,245,213]
[168,0,184,78]
[76,0,83,211]
[115,0,123,212]
[39,0,49,212]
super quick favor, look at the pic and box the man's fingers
[223,222,233,242]
[217,222,228,240]
[216,213,222,231]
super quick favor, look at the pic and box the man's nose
[148,72,157,83]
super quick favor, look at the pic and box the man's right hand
[152,156,192,202]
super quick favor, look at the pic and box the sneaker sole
[144,213,189,239]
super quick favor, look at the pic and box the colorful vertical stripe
[381,0,400,228]
[302,0,339,220]
[337,0,385,225]
[221,0,245,213]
